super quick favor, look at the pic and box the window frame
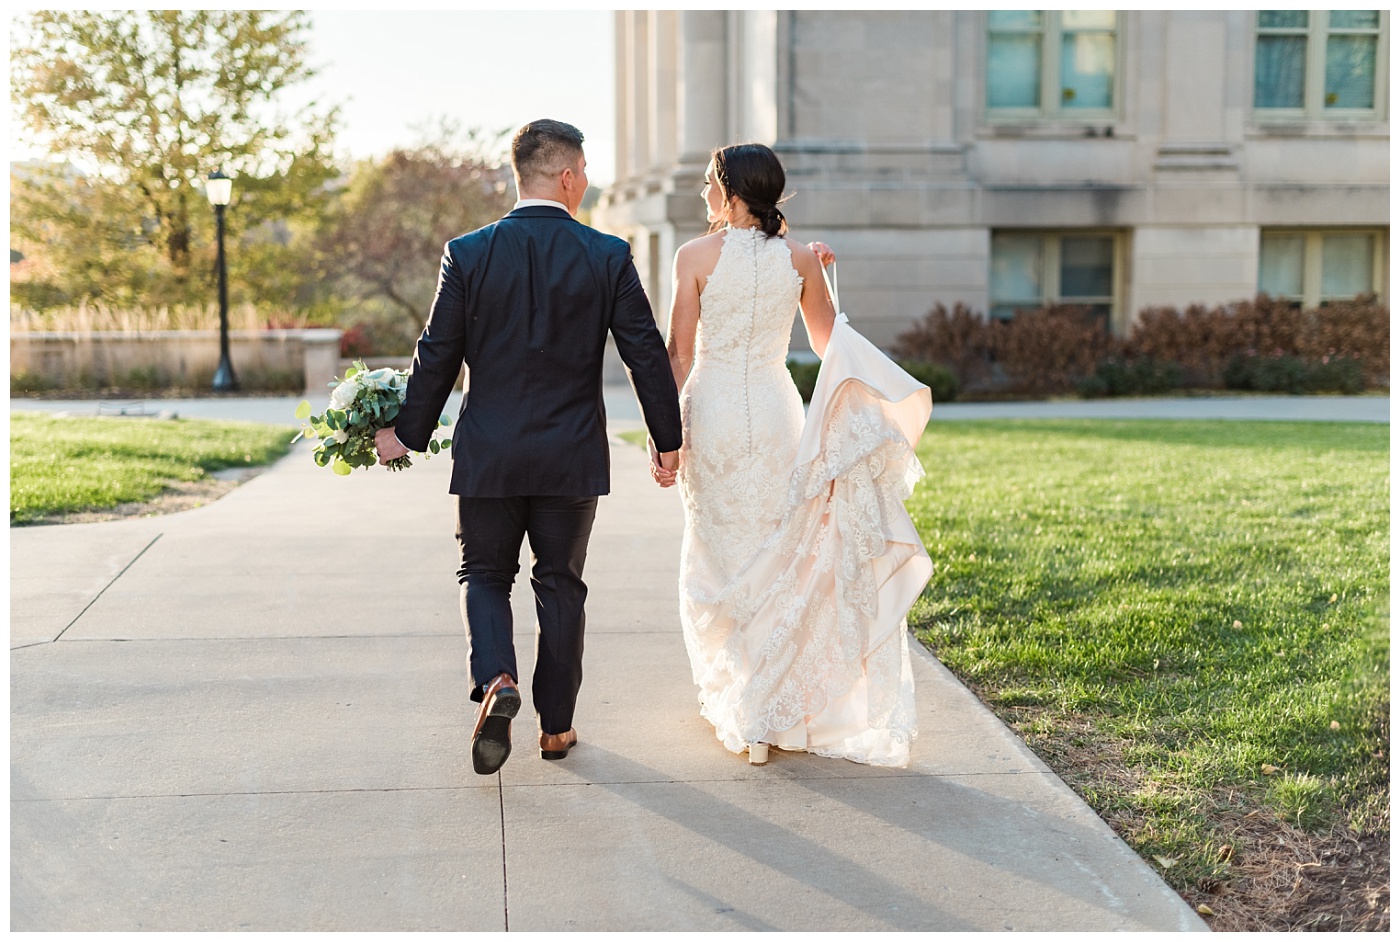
[985,10,1123,123]
[1258,228,1389,307]
[1252,11,1390,122]
[989,230,1127,330]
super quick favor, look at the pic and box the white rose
[364,368,398,390]
[329,379,357,411]
[331,429,349,444]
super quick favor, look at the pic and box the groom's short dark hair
[512,119,585,187]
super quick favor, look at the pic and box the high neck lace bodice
[693,227,803,379]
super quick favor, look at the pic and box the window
[1259,230,1386,307]
[987,11,1117,117]
[1254,11,1386,118]
[990,232,1118,323]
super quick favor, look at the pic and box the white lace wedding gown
[678,225,933,767]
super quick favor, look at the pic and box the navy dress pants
[455,495,598,736]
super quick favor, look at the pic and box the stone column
[631,11,651,182]
[652,11,679,175]
[677,11,727,172]
[301,329,342,397]
[614,11,630,186]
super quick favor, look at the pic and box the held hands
[375,427,410,465]
[649,438,679,488]
[807,241,835,267]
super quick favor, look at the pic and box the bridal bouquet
[293,361,451,474]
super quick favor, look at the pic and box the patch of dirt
[968,694,1389,931]
[1182,813,1389,931]
[14,469,262,526]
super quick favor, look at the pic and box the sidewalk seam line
[51,533,163,644]
[8,769,1058,803]
[498,772,509,932]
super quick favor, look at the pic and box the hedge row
[891,295,1388,399]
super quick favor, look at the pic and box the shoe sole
[472,687,522,775]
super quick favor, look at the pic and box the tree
[323,125,513,351]
[10,10,339,308]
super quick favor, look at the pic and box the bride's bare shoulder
[784,237,821,272]
[675,231,725,273]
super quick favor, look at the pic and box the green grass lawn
[10,411,294,523]
[908,420,1388,912]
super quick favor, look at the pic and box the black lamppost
[205,169,238,392]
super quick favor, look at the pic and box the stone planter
[11,328,342,396]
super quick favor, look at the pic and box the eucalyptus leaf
[332,457,352,475]
[295,400,312,420]
[429,439,440,454]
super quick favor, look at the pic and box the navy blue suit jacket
[393,206,683,497]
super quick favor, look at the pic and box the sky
[299,11,616,181]
[12,10,619,184]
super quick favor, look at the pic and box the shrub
[989,305,1117,395]
[892,293,1387,400]
[787,359,820,403]
[1127,294,1389,388]
[892,303,993,392]
[1224,354,1307,394]
[339,323,375,358]
[1302,356,1366,394]
[10,370,52,394]
[1226,354,1368,396]
[1078,357,1183,398]
[897,360,958,403]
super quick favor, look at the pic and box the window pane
[1321,235,1374,298]
[988,10,1041,31]
[991,235,1043,304]
[1259,235,1305,297]
[988,35,1041,108]
[1060,237,1114,298]
[1329,10,1379,30]
[1061,33,1115,108]
[1255,36,1307,108]
[1325,35,1377,108]
[1258,10,1308,29]
[1062,10,1116,30]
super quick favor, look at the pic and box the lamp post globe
[205,170,238,392]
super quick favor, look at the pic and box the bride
[651,142,933,767]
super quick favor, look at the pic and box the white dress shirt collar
[514,198,571,214]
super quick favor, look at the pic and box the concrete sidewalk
[9,422,1209,931]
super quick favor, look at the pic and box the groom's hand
[649,438,679,488]
[375,427,410,465]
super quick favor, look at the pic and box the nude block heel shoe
[748,742,769,765]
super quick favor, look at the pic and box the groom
[376,119,682,775]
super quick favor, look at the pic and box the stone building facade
[596,10,1390,352]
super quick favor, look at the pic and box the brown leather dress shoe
[539,728,578,761]
[471,674,521,775]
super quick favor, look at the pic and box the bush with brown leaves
[893,294,1389,399]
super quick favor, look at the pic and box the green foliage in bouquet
[292,360,450,475]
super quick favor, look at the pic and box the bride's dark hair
[711,143,789,238]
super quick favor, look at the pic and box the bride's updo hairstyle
[712,143,789,238]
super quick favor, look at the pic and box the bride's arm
[793,243,837,358]
[666,245,701,393]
